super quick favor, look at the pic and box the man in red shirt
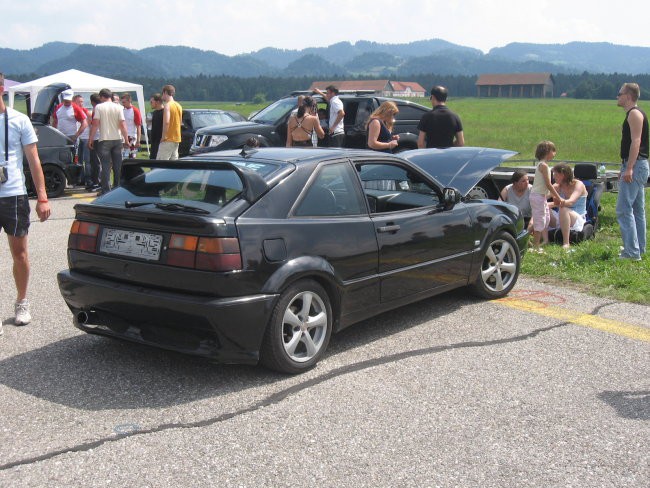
[120,93,142,158]
[52,89,87,142]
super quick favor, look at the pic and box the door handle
[377,224,400,233]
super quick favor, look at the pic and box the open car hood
[401,147,518,197]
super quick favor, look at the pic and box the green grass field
[192,96,650,163]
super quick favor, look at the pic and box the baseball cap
[61,89,74,100]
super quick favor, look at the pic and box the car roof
[184,109,228,113]
[188,147,387,165]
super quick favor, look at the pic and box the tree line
[140,73,650,102]
[9,72,650,102]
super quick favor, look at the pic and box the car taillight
[167,234,242,272]
[69,220,99,252]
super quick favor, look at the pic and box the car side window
[395,104,428,121]
[343,101,358,126]
[354,100,374,129]
[357,162,440,213]
[294,162,366,217]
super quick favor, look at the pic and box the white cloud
[2,0,650,55]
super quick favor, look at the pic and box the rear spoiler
[119,159,270,204]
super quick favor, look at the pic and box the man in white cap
[52,89,88,142]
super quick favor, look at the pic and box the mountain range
[3,39,650,79]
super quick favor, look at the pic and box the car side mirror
[443,187,461,210]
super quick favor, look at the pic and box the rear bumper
[57,270,278,365]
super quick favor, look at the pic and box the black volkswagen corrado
[57,147,528,373]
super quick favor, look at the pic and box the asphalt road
[0,191,648,487]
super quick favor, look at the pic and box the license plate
[100,228,163,261]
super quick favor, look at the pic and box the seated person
[547,163,588,249]
[500,170,533,231]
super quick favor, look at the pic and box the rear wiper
[124,201,210,214]
[154,203,210,214]
[125,201,153,208]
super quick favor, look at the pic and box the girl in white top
[529,141,564,253]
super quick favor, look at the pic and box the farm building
[475,73,555,98]
[310,80,426,98]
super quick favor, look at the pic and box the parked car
[20,82,82,198]
[190,92,429,153]
[146,109,246,157]
[57,147,528,373]
[179,109,246,157]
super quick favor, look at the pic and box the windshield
[250,98,297,124]
[191,112,235,129]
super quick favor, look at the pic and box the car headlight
[208,135,228,147]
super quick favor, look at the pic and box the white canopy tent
[7,69,149,148]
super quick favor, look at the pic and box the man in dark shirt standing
[417,85,464,149]
[616,82,649,261]
[149,93,164,159]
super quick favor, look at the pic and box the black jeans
[328,133,345,147]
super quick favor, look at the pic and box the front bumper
[57,270,278,365]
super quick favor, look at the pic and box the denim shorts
[0,195,31,237]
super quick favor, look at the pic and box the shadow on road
[599,390,650,420]
[0,289,469,410]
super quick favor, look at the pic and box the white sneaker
[15,300,31,326]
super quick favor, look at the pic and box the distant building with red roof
[309,80,426,98]
[475,73,555,98]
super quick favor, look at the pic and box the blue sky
[4,0,650,55]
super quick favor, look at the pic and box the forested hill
[3,39,650,79]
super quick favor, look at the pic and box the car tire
[260,279,332,374]
[468,179,499,200]
[43,165,67,198]
[470,231,520,299]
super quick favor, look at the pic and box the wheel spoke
[492,270,505,291]
[301,332,318,357]
[496,242,512,263]
[299,292,313,319]
[481,265,498,281]
[486,246,497,262]
[501,262,517,274]
[283,308,302,328]
[306,311,327,330]
[284,329,302,356]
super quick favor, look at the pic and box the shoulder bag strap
[4,108,8,163]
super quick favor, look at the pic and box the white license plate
[100,228,163,261]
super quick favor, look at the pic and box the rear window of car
[99,167,244,210]
[395,104,428,121]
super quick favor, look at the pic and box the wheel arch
[261,256,343,328]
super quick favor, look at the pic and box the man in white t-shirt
[52,89,87,142]
[88,88,129,195]
[120,93,142,159]
[0,73,51,332]
[314,85,345,147]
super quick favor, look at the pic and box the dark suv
[179,109,246,157]
[190,92,430,153]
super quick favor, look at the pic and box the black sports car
[57,147,528,373]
